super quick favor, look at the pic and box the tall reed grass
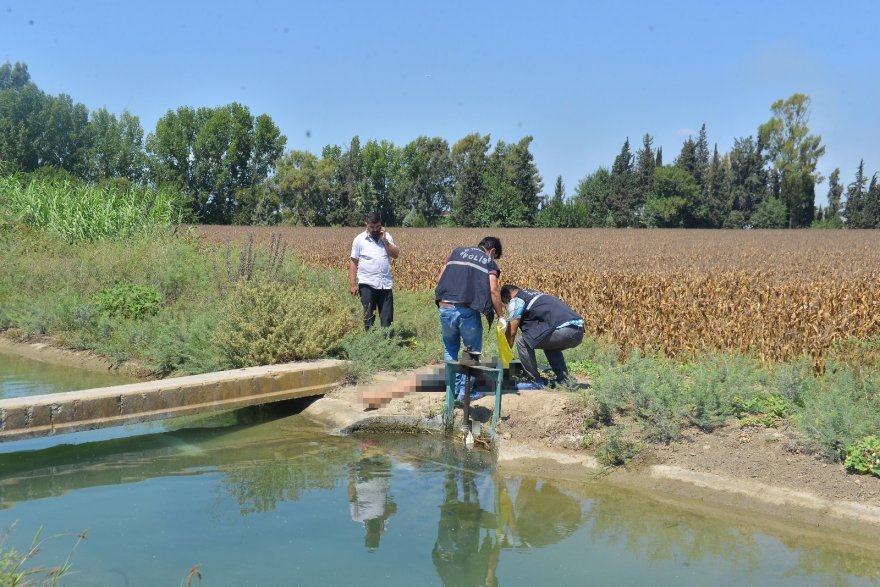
[0,175,180,241]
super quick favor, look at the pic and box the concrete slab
[0,360,347,441]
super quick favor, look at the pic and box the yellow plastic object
[496,324,513,368]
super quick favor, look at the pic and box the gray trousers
[516,326,584,383]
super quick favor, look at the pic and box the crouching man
[500,284,584,388]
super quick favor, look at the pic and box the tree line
[2,60,879,228]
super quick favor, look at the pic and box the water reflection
[0,352,135,399]
[348,442,397,550]
[1,416,879,586]
[432,456,501,586]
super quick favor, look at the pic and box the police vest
[435,247,500,321]
[514,288,582,348]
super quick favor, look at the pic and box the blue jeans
[439,306,483,398]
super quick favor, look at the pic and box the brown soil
[325,373,880,510]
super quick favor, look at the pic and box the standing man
[500,284,584,388]
[350,212,400,331]
[435,236,505,400]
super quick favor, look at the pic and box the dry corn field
[198,226,880,367]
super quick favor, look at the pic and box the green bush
[794,367,880,459]
[683,354,767,432]
[216,280,358,367]
[341,327,431,382]
[843,436,880,477]
[734,392,789,428]
[596,427,641,466]
[591,352,688,444]
[92,282,163,319]
[145,311,228,376]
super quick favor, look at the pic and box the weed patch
[843,436,880,477]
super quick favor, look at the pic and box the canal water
[0,351,135,399]
[1,354,880,586]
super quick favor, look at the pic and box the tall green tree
[824,168,844,227]
[865,173,880,228]
[758,93,825,228]
[726,136,769,224]
[642,166,701,227]
[694,124,710,193]
[0,83,47,170]
[400,136,452,225]
[39,93,91,176]
[845,160,868,228]
[608,138,637,226]
[147,103,285,223]
[0,61,32,90]
[84,108,146,183]
[635,133,656,205]
[675,137,698,178]
[274,150,335,226]
[450,133,490,226]
[573,167,615,227]
[480,136,542,226]
[536,175,566,227]
[361,139,405,225]
[703,145,729,228]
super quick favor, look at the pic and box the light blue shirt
[507,297,584,329]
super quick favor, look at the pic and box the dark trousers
[359,284,393,331]
[516,326,584,383]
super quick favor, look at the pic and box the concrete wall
[0,360,347,442]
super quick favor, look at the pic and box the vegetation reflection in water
[0,352,135,399]
[0,408,879,586]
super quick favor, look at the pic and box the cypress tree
[845,160,867,227]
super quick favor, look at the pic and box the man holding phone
[349,212,400,330]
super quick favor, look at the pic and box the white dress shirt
[350,231,395,289]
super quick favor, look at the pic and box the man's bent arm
[507,319,520,348]
[488,273,504,319]
[385,240,400,259]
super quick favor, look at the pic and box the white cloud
[676,127,696,138]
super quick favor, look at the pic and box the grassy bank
[1,181,878,475]
[2,224,877,473]
[0,224,441,378]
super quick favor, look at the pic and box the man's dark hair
[365,212,381,225]
[478,236,502,259]
[500,284,518,303]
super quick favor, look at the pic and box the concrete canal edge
[304,393,880,536]
[646,465,880,528]
[0,360,347,441]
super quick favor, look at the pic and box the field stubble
[197,226,880,367]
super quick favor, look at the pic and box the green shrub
[843,436,880,477]
[794,367,880,459]
[734,392,789,428]
[596,427,641,466]
[592,352,687,444]
[145,311,228,376]
[216,280,358,367]
[685,353,769,431]
[92,282,163,320]
[341,327,431,382]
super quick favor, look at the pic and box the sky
[2,0,879,206]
